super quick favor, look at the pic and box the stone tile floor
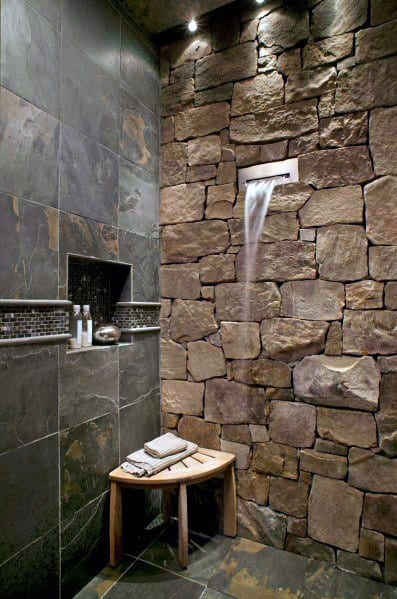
[76,523,397,599]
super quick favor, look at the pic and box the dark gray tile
[1,0,60,117]
[0,434,59,563]
[120,21,159,115]
[105,559,205,599]
[120,89,159,175]
[119,230,159,302]
[119,333,159,408]
[60,412,118,521]
[0,193,58,299]
[74,558,134,599]
[59,345,119,430]
[61,492,110,599]
[61,39,120,152]
[119,157,159,238]
[28,0,61,29]
[60,124,119,226]
[62,0,120,80]
[202,590,232,599]
[0,344,58,454]
[0,526,59,599]
[119,393,160,459]
[0,87,60,207]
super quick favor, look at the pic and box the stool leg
[110,481,122,566]
[178,483,189,568]
[163,487,173,527]
[223,465,237,537]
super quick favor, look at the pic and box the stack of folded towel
[120,432,198,477]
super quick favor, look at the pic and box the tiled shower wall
[0,0,160,597]
[159,0,397,586]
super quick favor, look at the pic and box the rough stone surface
[236,471,269,504]
[216,162,236,185]
[325,321,343,356]
[175,103,230,140]
[385,282,397,310]
[215,282,280,322]
[178,415,221,450]
[261,318,328,362]
[161,264,200,299]
[317,408,377,448]
[370,106,397,175]
[221,322,261,360]
[300,449,348,479]
[162,380,204,415]
[205,379,267,425]
[299,186,363,227]
[385,539,397,585]
[206,183,236,219]
[365,176,397,245]
[281,280,344,320]
[221,439,251,469]
[269,478,309,518]
[315,439,348,457]
[161,78,194,116]
[232,359,291,388]
[299,146,373,188]
[252,442,298,480]
[237,500,287,549]
[363,494,397,537]
[169,34,212,68]
[377,373,397,457]
[345,281,384,309]
[160,183,205,225]
[359,528,385,562]
[293,355,380,411]
[170,299,218,342]
[195,43,257,91]
[371,0,397,25]
[236,241,316,282]
[161,338,186,380]
[316,225,368,281]
[199,255,235,284]
[343,310,397,355]
[249,425,269,443]
[308,476,363,552]
[286,535,335,562]
[303,33,354,69]
[319,112,368,148]
[337,550,383,581]
[348,448,397,493]
[312,0,368,38]
[161,142,187,187]
[231,72,284,116]
[258,2,309,51]
[187,134,221,166]
[162,220,229,263]
[286,67,336,103]
[356,19,397,64]
[269,401,316,448]
[369,246,397,280]
[186,164,217,182]
[187,340,226,382]
[223,425,251,445]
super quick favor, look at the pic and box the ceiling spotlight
[188,18,198,32]
[255,0,265,4]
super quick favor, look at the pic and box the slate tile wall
[0,0,160,596]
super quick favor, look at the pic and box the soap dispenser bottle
[70,305,83,349]
[82,305,93,347]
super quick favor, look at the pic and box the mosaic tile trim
[0,305,70,341]
[112,304,160,330]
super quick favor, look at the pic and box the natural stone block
[287,518,307,538]
[293,355,380,411]
[266,388,294,402]
[319,90,336,118]
[223,425,251,445]
[221,322,261,360]
[299,146,373,187]
[325,321,343,356]
[277,48,302,74]
[161,142,187,187]
[316,224,368,281]
[385,538,397,585]
[216,162,236,185]
[261,318,328,362]
[345,281,384,309]
[240,18,259,43]
[337,550,383,581]
[187,340,226,381]
[359,528,385,562]
[365,176,397,244]
[317,408,377,448]
[199,255,235,284]
[230,214,299,245]
[335,57,397,113]
[303,33,353,69]
[175,103,230,140]
[300,229,316,242]
[237,500,287,549]
[235,141,288,167]
[201,286,214,300]
[170,299,217,342]
[205,378,267,425]
[300,449,347,479]
[319,112,368,148]
[286,535,335,562]
[369,246,397,280]
[162,413,179,429]
[215,282,280,322]
[315,439,348,457]
[232,359,291,388]
[161,78,194,116]
[258,2,309,50]
[308,476,363,552]
[236,471,269,504]
[269,183,313,212]
[349,448,397,493]
[377,373,397,457]
[269,478,309,518]
[299,185,363,227]
[230,99,318,144]
[221,439,251,469]
[161,264,200,299]
[162,220,229,264]
[286,67,336,103]
[195,42,257,90]
[162,380,204,415]
[269,401,316,448]
[161,299,171,318]
[312,0,368,38]
[161,339,186,380]
[249,425,269,443]
[186,164,217,183]
[161,183,205,224]
[231,72,284,116]
[161,116,174,144]
[252,442,298,479]
[211,13,239,51]
[363,494,397,537]
[178,415,221,450]
[370,105,397,176]
[170,62,194,85]
[371,0,397,25]
[379,356,397,374]
[206,183,236,219]
[356,19,397,64]
[194,83,234,107]
[169,34,212,68]
[343,310,397,354]
[281,280,344,320]
[289,132,319,157]
[187,134,221,166]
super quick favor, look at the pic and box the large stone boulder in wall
[237,500,287,549]
[293,355,380,411]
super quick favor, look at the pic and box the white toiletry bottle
[82,305,93,347]
[70,305,83,349]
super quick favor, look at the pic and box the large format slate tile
[119,394,160,458]
[0,344,58,454]
[62,0,120,81]
[28,0,61,29]
[60,412,118,521]
[74,558,133,599]
[59,345,119,430]
[119,333,160,408]
[119,157,159,238]
[105,559,205,599]
[120,88,159,175]
[0,193,58,299]
[121,21,159,115]
[61,491,110,599]
[60,124,119,226]
[1,0,61,117]
[0,434,59,563]
[0,526,59,599]
[119,230,159,302]
[61,39,120,152]
[0,87,60,207]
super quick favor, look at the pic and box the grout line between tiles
[99,557,138,599]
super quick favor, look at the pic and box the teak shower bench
[109,447,236,568]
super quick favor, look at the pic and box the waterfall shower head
[238,157,299,192]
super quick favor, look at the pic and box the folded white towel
[121,438,198,477]
[144,433,187,458]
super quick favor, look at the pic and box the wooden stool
[109,447,236,568]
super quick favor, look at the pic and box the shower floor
[76,521,397,599]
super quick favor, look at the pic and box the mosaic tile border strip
[0,302,71,345]
[112,302,160,331]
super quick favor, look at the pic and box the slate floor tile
[74,559,133,599]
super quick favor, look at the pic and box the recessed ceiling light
[188,18,198,32]
[255,0,265,4]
